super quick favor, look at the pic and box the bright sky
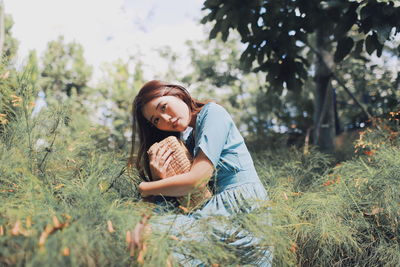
[4,0,206,83]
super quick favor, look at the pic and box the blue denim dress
[151,102,272,266]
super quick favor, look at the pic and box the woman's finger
[161,148,173,162]
[155,144,167,159]
[158,155,173,179]
[162,154,173,169]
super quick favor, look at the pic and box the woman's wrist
[138,182,150,197]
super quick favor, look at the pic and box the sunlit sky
[4,0,206,84]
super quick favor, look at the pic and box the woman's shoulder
[195,102,233,131]
[199,102,230,118]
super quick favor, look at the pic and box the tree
[184,34,315,149]
[93,58,145,150]
[201,0,400,152]
[41,36,92,99]
[334,44,400,130]
[0,9,19,65]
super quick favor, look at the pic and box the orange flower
[62,247,70,256]
[290,242,298,253]
[363,150,375,156]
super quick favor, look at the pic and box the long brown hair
[128,80,208,181]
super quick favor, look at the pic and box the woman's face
[142,95,191,132]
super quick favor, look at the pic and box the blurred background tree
[93,57,145,150]
[41,36,93,100]
[0,3,19,65]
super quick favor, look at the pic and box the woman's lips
[172,118,179,128]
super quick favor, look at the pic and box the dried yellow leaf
[107,220,115,233]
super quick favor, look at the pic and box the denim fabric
[151,103,273,266]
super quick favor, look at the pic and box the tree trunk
[313,28,335,153]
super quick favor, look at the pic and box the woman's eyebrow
[150,101,162,123]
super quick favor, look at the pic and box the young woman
[129,80,272,266]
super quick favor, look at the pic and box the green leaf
[203,0,221,8]
[353,39,364,57]
[334,37,354,62]
[237,24,250,41]
[209,21,221,39]
[220,19,230,42]
[239,47,254,71]
[257,51,265,65]
[215,4,230,20]
[365,33,376,55]
[229,10,239,28]
[375,24,393,44]
[360,3,373,20]
[333,5,358,39]
[200,14,211,24]
[376,42,383,57]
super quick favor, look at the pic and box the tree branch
[331,73,373,120]
[305,42,373,120]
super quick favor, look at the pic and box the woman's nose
[160,113,171,122]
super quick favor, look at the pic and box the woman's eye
[161,104,166,112]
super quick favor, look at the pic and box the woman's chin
[176,124,190,133]
[175,126,186,132]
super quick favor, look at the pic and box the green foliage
[202,0,399,91]
[254,111,400,266]
[2,14,19,64]
[93,58,145,150]
[201,0,400,152]
[334,42,400,129]
[41,36,92,98]
[184,33,315,148]
[0,72,142,266]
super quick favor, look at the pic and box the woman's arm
[138,149,214,197]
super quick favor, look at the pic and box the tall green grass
[254,113,400,266]
[0,70,399,266]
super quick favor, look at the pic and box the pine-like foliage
[0,66,399,266]
[255,112,400,266]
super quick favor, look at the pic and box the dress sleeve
[193,103,232,168]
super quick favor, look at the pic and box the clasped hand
[147,145,173,180]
